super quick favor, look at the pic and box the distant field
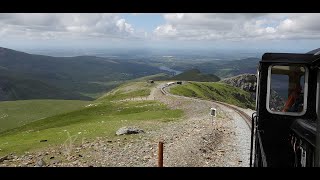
[170,69,220,82]
[170,82,255,109]
[0,100,90,132]
[133,73,172,81]
[0,82,183,156]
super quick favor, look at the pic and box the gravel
[0,83,252,167]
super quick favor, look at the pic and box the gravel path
[0,82,253,167]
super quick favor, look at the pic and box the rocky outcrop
[269,89,286,112]
[221,73,286,110]
[220,74,257,92]
[116,127,145,136]
[220,74,257,100]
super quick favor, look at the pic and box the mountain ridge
[170,68,220,82]
[0,47,164,101]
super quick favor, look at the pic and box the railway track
[160,83,253,129]
[161,82,255,167]
[212,100,252,129]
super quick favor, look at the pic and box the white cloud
[116,19,134,34]
[154,24,177,37]
[277,19,296,32]
[153,13,320,41]
[1,13,320,46]
[0,13,137,40]
[265,27,276,33]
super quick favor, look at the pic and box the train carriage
[251,49,320,167]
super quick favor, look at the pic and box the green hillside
[0,70,93,101]
[145,57,260,79]
[133,73,172,81]
[0,47,164,100]
[170,82,255,109]
[170,69,220,82]
[0,82,183,157]
[0,100,90,132]
[97,81,155,101]
[193,58,260,78]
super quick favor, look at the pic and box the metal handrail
[250,112,257,167]
[257,130,268,167]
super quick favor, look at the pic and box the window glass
[269,65,306,114]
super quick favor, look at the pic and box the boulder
[116,127,144,135]
[0,155,8,163]
[35,159,46,167]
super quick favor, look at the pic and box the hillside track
[161,83,253,129]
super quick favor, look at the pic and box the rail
[161,82,255,167]
[161,83,252,129]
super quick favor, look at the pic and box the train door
[266,64,308,167]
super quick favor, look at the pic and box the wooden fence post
[158,141,163,167]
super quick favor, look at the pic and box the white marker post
[210,107,217,135]
[210,107,216,128]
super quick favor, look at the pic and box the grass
[0,81,183,157]
[170,82,255,109]
[133,73,172,81]
[170,69,220,82]
[101,89,151,101]
[0,100,90,132]
[98,81,155,101]
[0,100,182,156]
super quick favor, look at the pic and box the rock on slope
[220,74,257,92]
[220,74,256,100]
[220,73,285,111]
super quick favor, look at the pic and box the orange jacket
[282,85,302,112]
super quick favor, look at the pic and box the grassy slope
[133,73,172,81]
[170,82,255,109]
[97,81,155,101]
[0,47,164,101]
[0,100,91,132]
[0,74,93,101]
[170,69,220,82]
[0,82,183,156]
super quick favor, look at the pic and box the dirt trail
[90,83,253,167]
[0,82,253,167]
[153,83,252,166]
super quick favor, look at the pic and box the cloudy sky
[0,13,320,53]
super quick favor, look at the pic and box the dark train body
[251,49,320,167]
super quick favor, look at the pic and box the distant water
[159,66,182,75]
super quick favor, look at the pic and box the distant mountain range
[0,47,164,101]
[0,47,261,101]
[191,57,260,78]
[160,57,260,78]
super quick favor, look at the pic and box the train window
[267,65,308,115]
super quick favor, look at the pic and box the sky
[0,13,320,53]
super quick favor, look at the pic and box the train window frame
[317,70,319,115]
[266,64,309,116]
[317,69,320,167]
[255,70,259,110]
